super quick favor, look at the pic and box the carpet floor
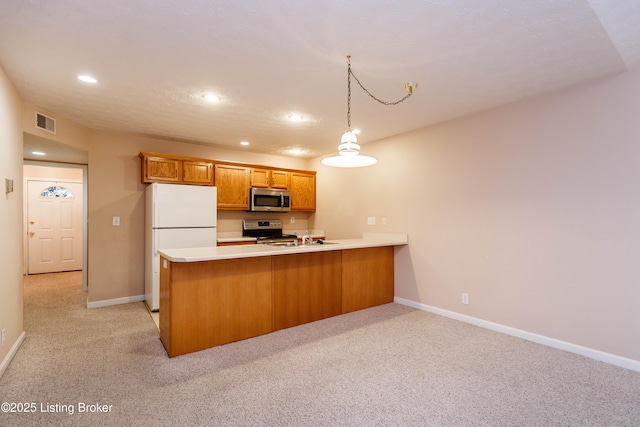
[1,271,639,426]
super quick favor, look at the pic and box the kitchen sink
[265,241,339,247]
[265,241,298,247]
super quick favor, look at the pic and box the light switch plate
[5,178,14,194]
[367,216,376,225]
[112,216,120,226]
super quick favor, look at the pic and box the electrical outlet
[462,293,469,305]
[1,328,5,347]
[290,216,295,224]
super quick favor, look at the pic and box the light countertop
[160,233,408,262]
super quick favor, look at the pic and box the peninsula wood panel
[160,257,272,357]
[341,246,394,313]
[273,251,342,331]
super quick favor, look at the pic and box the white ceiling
[2,0,639,162]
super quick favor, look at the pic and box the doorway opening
[23,161,88,291]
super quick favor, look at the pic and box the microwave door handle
[281,192,284,209]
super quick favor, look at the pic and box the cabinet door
[214,164,250,210]
[250,168,290,189]
[270,170,290,189]
[183,161,214,185]
[250,168,270,188]
[144,157,181,183]
[290,172,316,211]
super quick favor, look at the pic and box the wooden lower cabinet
[160,246,395,357]
[273,251,342,331]
[160,257,272,358]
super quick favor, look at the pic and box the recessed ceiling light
[240,141,250,146]
[32,151,46,156]
[203,93,221,102]
[78,75,97,84]
[288,114,303,122]
[287,149,304,155]
[352,129,361,134]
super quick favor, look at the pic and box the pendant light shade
[321,56,416,168]
[321,131,377,167]
[320,151,378,167]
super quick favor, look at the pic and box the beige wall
[311,69,640,362]
[6,62,639,366]
[86,131,311,303]
[0,65,24,367]
[23,101,90,152]
[23,163,83,181]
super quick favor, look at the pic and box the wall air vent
[35,112,56,134]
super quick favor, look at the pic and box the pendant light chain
[347,57,415,107]
[347,56,352,130]
[322,55,416,167]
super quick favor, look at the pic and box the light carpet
[1,271,639,426]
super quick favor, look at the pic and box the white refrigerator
[145,183,217,311]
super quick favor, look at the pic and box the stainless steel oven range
[242,219,298,245]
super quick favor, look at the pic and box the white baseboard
[0,331,26,379]
[86,295,145,309]
[394,297,640,373]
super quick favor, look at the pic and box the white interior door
[27,181,83,274]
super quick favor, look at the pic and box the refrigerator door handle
[152,235,159,274]
[153,199,158,228]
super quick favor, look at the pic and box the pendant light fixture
[321,55,418,168]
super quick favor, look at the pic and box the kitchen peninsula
[158,233,408,357]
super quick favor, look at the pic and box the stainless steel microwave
[249,188,291,212]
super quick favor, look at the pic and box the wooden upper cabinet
[143,156,181,183]
[250,168,290,189]
[183,161,214,185]
[140,153,213,186]
[250,168,270,188]
[271,170,290,189]
[141,152,315,211]
[290,172,316,211]
[214,164,250,210]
